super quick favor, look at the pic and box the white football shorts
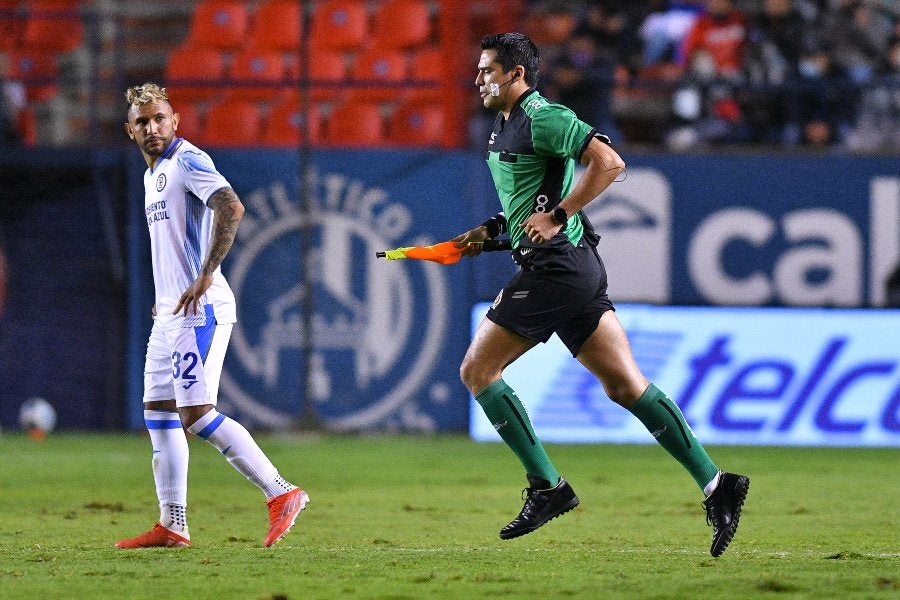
[143,320,233,408]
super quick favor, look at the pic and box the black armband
[480,212,507,239]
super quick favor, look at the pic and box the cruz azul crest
[218,168,455,432]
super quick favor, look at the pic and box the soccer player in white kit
[117,83,308,549]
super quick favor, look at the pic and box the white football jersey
[143,138,237,331]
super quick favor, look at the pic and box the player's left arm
[173,187,245,316]
[523,136,625,244]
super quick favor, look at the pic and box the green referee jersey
[485,88,598,251]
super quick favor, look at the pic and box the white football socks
[703,470,722,497]
[187,409,295,500]
[144,409,190,537]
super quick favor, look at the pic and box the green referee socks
[629,384,720,490]
[475,379,560,485]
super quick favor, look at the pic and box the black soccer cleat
[702,471,750,557]
[499,474,580,540]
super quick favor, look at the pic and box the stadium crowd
[528,0,900,151]
[1,0,898,151]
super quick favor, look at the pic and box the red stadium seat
[386,102,444,146]
[21,1,83,52]
[201,99,262,147]
[0,2,25,52]
[229,48,287,101]
[348,48,407,103]
[261,94,321,146]
[186,0,248,51]
[371,0,431,50]
[322,102,383,147]
[310,0,367,51]
[173,102,202,139]
[401,47,442,104]
[7,50,58,102]
[164,45,227,102]
[248,0,302,52]
[286,48,347,102]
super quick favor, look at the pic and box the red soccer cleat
[264,488,309,547]
[115,523,191,549]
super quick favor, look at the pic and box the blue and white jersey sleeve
[143,138,237,331]
[176,146,231,206]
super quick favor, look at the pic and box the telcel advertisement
[470,303,900,447]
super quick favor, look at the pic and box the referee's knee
[459,358,495,395]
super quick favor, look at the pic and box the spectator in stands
[680,0,747,80]
[821,0,894,85]
[0,53,25,143]
[785,41,857,147]
[663,0,751,149]
[741,0,813,143]
[638,0,706,67]
[846,33,900,151]
[544,32,622,141]
[578,2,636,69]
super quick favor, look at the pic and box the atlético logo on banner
[219,172,452,431]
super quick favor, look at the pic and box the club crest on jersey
[219,172,451,432]
[156,173,167,192]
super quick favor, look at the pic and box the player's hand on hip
[520,213,561,244]
[174,274,214,316]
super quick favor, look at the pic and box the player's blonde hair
[125,82,169,106]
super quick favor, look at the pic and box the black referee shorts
[486,243,615,357]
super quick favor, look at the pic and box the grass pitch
[0,433,897,599]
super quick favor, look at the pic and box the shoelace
[518,487,541,519]
[701,496,722,528]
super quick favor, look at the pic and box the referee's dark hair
[481,32,540,87]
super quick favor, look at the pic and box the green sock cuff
[629,383,663,416]
[475,379,510,405]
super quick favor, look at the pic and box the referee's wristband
[480,213,507,239]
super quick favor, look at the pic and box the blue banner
[470,303,900,447]
[125,149,479,431]
[123,149,900,435]
[573,154,900,307]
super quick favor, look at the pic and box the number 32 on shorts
[172,351,199,389]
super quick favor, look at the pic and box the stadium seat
[21,1,83,52]
[309,0,367,51]
[0,2,25,52]
[401,47,442,104]
[229,48,287,101]
[248,0,302,52]
[261,94,321,147]
[522,8,575,47]
[201,99,262,147]
[173,102,201,139]
[386,102,444,147]
[371,0,431,50]
[7,50,58,102]
[164,45,227,102]
[186,0,248,51]
[322,102,383,147]
[348,48,407,103]
[286,48,346,102]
